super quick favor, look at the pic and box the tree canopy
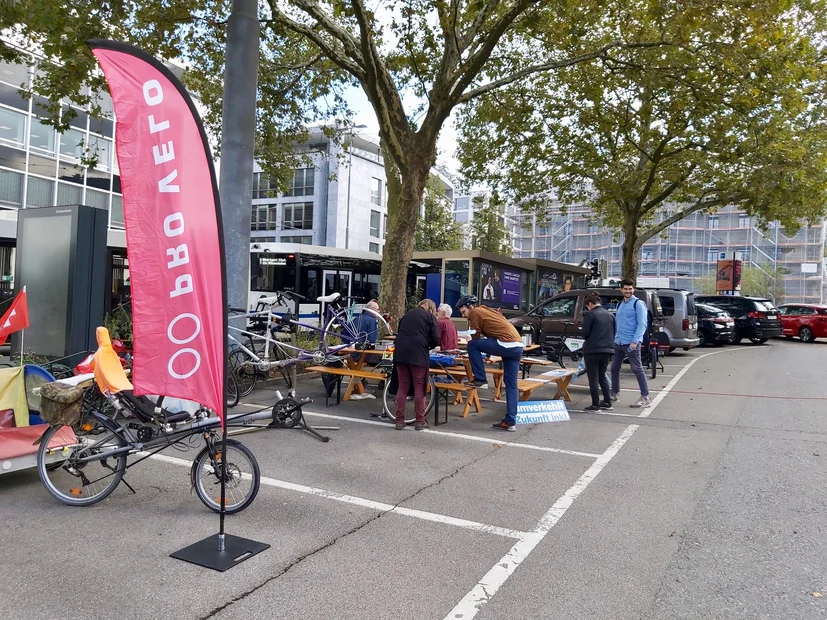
[1,0,684,317]
[457,1,827,281]
[414,176,463,252]
[469,196,512,256]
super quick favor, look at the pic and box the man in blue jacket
[610,279,650,408]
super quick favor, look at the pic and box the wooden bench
[516,369,576,402]
[305,365,386,406]
[433,382,481,424]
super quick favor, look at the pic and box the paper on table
[523,377,549,383]
[541,369,573,377]
[522,357,549,362]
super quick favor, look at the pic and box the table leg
[553,377,573,402]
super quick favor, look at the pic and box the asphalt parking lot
[2,340,827,620]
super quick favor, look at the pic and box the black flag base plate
[171,533,270,572]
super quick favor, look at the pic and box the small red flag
[0,287,29,345]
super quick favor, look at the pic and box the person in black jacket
[581,292,615,411]
[392,299,440,430]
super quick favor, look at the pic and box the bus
[249,242,439,322]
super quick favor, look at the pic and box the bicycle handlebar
[281,290,306,301]
[228,307,248,314]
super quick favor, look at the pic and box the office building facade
[516,204,827,303]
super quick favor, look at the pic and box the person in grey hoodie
[580,292,615,411]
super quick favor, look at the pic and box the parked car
[652,289,700,350]
[694,296,782,344]
[510,287,664,349]
[696,303,735,346]
[777,303,827,343]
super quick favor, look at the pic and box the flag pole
[18,326,23,367]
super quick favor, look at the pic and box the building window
[707,250,719,263]
[29,116,56,154]
[738,214,749,228]
[454,211,469,223]
[370,210,380,237]
[56,181,82,206]
[58,128,86,160]
[384,216,388,240]
[369,242,380,254]
[0,169,23,207]
[455,197,469,210]
[371,178,382,207]
[88,136,112,171]
[111,195,124,227]
[708,216,719,229]
[283,202,313,230]
[26,176,53,207]
[281,235,311,244]
[285,167,314,197]
[85,188,109,210]
[252,172,277,199]
[0,107,26,148]
[251,204,278,231]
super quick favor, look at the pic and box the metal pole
[345,141,353,249]
[219,0,260,312]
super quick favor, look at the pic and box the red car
[778,304,827,343]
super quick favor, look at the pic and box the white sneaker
[349,393,370,401]
[610,393,619,402]
[630,396,651,408]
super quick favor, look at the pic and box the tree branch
[263,2,365,79]
[637,200,719,245]
[456,40,668,104]
[640,163,698,214]
[348,0,410,168]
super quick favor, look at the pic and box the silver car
[654,289,700,350]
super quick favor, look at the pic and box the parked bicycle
[228,290,393,397]
[36,327,263,513]
[543,322,585,369]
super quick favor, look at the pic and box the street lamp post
[344,125,366,249]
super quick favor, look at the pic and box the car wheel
[698,331,707,347]
[749,338,768,344]
[799,327,815,343]
[731,327,742,345]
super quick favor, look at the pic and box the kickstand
[268,400,337,443]
[121,477,137,494]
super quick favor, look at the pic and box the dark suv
[694,296,782,344]
[510,287,663,348]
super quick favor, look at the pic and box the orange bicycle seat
[93,326,133,394]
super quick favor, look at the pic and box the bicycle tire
[322,307,393,352]
[37,424,127,507]
[191,438,260,514]
[226,366,240,408]
[228,350,257,397]
[649,346,658,379]
[382,372,436,424]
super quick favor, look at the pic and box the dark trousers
[610,343,649,397]
[585,353,612,406]
[395,363,428,424]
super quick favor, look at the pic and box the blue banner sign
[516,400,570,424]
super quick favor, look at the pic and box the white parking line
[144,452,529,539]
[445,349,725,618]
[444,425,639,619]
[297,410,601,458]
[638,347,748,419]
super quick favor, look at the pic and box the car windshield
[754,301,776,312]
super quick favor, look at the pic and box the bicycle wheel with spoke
[226,366,240,408]
[37,424,127,507]
[191,439,260,514]
[382,373,436,424]
[228,350,257,397]
[322,309,360,350]
[649,346,658,379]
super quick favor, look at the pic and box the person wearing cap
[455,294,524,432]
